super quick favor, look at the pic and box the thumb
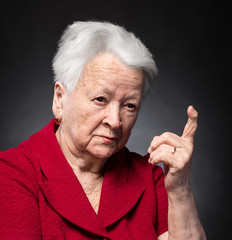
[182,105,198,141]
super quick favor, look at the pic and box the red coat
[0,120,168,239]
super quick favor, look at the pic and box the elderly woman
[0,21,206,240]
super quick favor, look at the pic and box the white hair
[52,21,158,96]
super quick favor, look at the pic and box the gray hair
[52,21,158,96]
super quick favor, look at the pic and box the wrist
[167,185,192,203]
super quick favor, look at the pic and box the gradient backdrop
[0,1,230,239]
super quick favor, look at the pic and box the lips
[99,136,118,144]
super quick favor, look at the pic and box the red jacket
[0,120,168,240]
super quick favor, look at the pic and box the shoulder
[0,139,40,198]
[0,139,37,173]
[0,120,55,197]
[0,119,56,173]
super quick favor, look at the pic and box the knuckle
[152,149,164,160]
[193,122,198,129]
[159,144,166,151]
[150,136,160,150]
[162,132,171,140]
[152,135,159,142]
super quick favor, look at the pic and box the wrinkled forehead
[78,52,145,89]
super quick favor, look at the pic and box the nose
[102,104,122,129]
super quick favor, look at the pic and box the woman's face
[55,53,144,161]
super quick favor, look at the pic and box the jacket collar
[30,119,145,237]
[98,149,145,227]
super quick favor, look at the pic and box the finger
[149,144,176,166]
[149,144,188,170]
[148,132,182,154]
[182,105,198,141]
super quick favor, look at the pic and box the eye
[125,103,137,112]
[95,96,105,102]
[94,96,107,105]
[127,103,136,109]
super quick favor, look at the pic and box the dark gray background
[0,1,230,239]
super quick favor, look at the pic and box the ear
[52,82,67,120]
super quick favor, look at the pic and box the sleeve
[0,149,41,239]
[153,165,168,237]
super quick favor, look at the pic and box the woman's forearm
[167,188,206,240]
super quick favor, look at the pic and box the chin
[90,145,118,160]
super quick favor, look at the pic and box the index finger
[182,105,198,141]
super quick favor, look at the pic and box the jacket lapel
[98,148,145,227]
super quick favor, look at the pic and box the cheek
[65,98,97,127]
[66,116,103,152]
[62,102,99,140]
[73,111,107,145]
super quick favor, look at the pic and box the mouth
[100,136,118,144]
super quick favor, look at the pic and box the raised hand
[148,106,198,194]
